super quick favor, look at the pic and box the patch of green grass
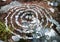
[0,21,12,41]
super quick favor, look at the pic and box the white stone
[49,8,55,13]
[0,40,3,42]
[47,1,51,5]
[52,40,57,42]
[51,3,54,6]
[12,35,21,41]
[45,29,56,37]
[2,0,6,1]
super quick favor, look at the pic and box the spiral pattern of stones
[4,4,60,39]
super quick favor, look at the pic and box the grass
[0,21,12,41]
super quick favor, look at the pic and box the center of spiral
[22,11,35,22]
